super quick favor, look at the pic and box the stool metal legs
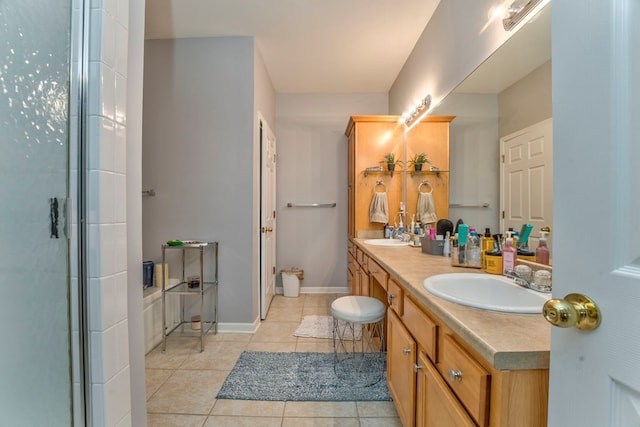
[332,317,385,386]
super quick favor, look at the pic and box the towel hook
[418,180,432,193]
[374,180,386,193]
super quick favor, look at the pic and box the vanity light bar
[403,94,432,130]
[502,0,544,31]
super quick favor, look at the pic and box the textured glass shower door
[0,1,78,425]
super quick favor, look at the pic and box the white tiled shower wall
[85,0,131,425]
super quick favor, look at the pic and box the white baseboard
[143,287,350,339]
[217,318,261,334]
[276,286,349,295]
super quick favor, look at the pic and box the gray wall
[142,37,270,325]
[275,94,388,290]
[435,94,501,233]
[499,60,552,137]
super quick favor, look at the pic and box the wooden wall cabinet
[345,115,454,238]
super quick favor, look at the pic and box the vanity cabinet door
[387,277,404,316]
[356,247,368,272]
[417,352,476,427]
[348,251,362,295]
[358,267,370,296]
[347,256,356,295]
[387,308,416,427]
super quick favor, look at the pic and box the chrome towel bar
[287,202,336,208]
[449,203,490,208]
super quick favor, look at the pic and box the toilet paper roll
[155,263,169,288]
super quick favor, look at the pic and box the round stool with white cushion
[331,295,386,386]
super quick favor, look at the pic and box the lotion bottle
[502,237,516,274]
[536,231,550,265]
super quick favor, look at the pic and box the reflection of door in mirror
[501,118,553,254]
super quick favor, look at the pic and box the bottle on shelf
[443,231,451,257]
[502,237,516,274]
[536,229,550,265]
[467,228,482,267]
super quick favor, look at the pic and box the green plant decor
[381,153,400,172]
[408,152,430,171]
[382,153,397,164]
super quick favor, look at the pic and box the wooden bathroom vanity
[348,239,551,427]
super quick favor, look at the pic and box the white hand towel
[369,192,389,223]
[417,191,437,224]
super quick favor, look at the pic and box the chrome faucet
[393,211,407,240]
[504,270,551,293]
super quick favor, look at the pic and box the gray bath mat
[216,351,391,401]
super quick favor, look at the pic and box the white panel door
[549,1,640,425]
[260,117,277,319]
[501,118,552,249]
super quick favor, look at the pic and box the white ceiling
[144,0,441,94]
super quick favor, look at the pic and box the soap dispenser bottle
[502,237,516,274]
[536,230,550,265]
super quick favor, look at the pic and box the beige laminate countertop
[354,238,551,371]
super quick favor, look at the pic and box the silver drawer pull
[388,294,395,305]
[402,347,411,355]
[413,364,423,372]
[448,369,463,382]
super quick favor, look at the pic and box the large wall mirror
[430,4,552,254]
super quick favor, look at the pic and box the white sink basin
[364,239,410,247]
[423,273,551,314]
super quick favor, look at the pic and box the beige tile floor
[146,293,401,426]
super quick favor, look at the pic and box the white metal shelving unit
[161,241,218,352]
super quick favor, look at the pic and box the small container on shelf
[187,275,200,289]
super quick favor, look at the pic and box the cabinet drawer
[439,334,490,427]
[387,277,404,316]
[367,258,388,291]
[348,240,355,256]
[356,247,368,272]
[403,296,437,363]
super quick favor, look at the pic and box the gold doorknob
[542,293,601,330]
[261,227,273,233]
